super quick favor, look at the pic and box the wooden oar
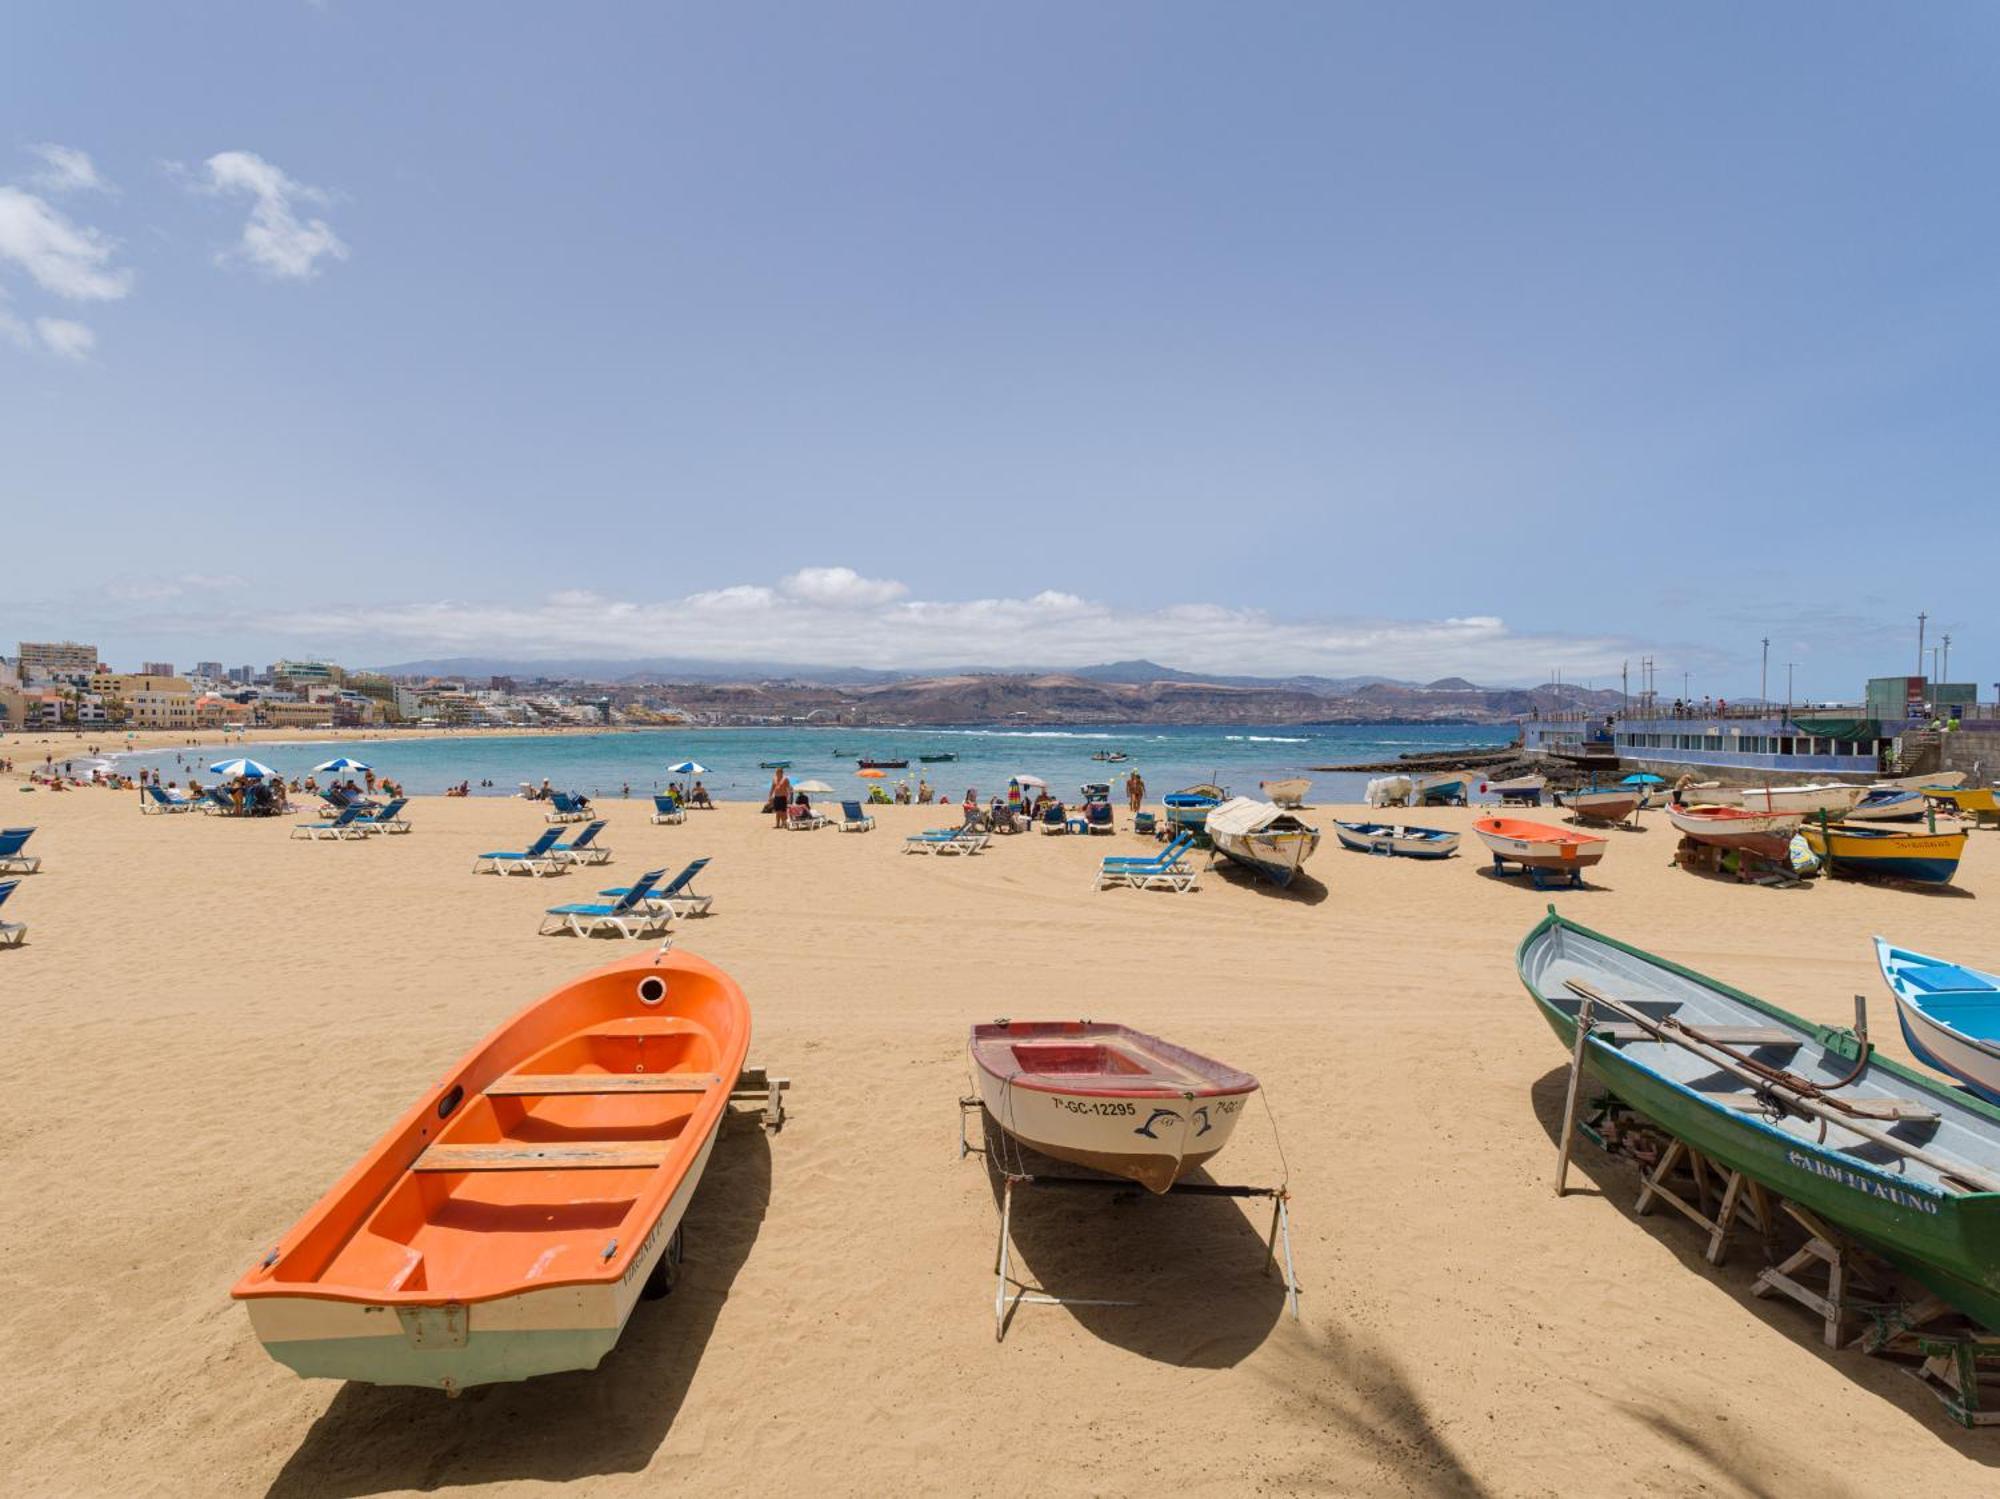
[1562,978,2000,1195]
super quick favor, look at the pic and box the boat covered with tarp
[1205,796,1321,886]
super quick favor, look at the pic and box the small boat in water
[1663,803,1802,861]
[233,951,751,1391]
[969,1020,1257,1193]
[1876,940,2000,1108]
[858,758,908,770]
[1848,787,1927,822]
[1473,816,1607,887]
[1801,822,1969,886]
[919,752,958,763]
[1206,796,1321,885]
[1560,786,1642,825]
[1519,912,2000,1334]
[758,760,792,770]
[1332,820,1460,859]
[1090,750,1130,763]
[1259,777,1310,808]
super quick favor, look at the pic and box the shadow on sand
[977,1114,1287,1364]
[265,1114,772,1498]
[1203,857,1331,905]
[1525,1065,1998,1461]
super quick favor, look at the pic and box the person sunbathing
[689,780,713,807]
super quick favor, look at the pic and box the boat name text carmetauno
[1785,1150,1942,1214]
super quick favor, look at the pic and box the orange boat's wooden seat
[413,1141,674,1172]
[486,1072,722,1096]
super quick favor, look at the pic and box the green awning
[1789,716,1876,742]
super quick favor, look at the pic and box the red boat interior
[972,1022,1256,1098]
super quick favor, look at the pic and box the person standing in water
[1125,768,1146,814]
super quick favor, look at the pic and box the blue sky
[4,3,1994,695]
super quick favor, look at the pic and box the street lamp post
[1760,637,1769,706]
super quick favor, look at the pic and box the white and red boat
[1472,816,1608,879]
[1672,781,1743,808]
[969,1021,1257,1194]
[1663,803,1803,861]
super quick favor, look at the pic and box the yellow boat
[1800,822,1968,886]
[1926,786,2000,828]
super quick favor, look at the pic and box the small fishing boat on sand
[1883,771,1967,791]
[1163,783,1225,835]
[1411,771,1468,806]
[1520,912,2000,1334]
[1848,787,1927,822]
[233,950,751,1391]
[1259,777,1310,808]
[1733,783,1867,818]
[1206,797,1321,886]
[1484,773,1546,806]
[1672,781,1743,808]
[1560,786,1642,825]
[1663,803,1802,862]
[1474,816,1607,888]
[1801,822,1968,886]
[1876,940,2000,1108]
[1332,820,1460,859]
[969,1020,1257,1193]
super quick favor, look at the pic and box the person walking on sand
[771,769,792,828]
[1126,768,1145,814]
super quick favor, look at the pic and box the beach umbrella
[1014,774,1048,789]
[856,768,886,779]
[1620,773,1665,786]
[209,757,276,779]
[668,760,707,776]
[793,779,834,795]
[314,757,372,774]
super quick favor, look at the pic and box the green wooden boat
[1518,909,2000,1329]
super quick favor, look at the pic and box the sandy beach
[2,785,1996,1497]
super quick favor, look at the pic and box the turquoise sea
[111,722,1517,803]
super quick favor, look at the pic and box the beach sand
[2,787,1995,1497]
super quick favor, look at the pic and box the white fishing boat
[1484,773,1546,805]
[969,1020,1257,1193]
[1258,777,1310,808]
[1409,771,1469,806]
[1878,770,1966,791]
[1663,803,1803,860]
[1560,786,1642,824]
[1672,781,1743,808]
[1732,783,1866,818]
[1332,820,1460,859]
[1206,796,1321,886]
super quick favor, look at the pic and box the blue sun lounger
[544,792,593,824]
[540,867,672,938]
[1097,834,1199,892]
[352,797,411,834]
[291,807,368,841]
[599,857,714,917]
[0,828,41,875]
[838,800,876,832]
[472,826,568,876]
[650,793,687,825]
[0,880,22,947]
[142,785,196,814]
[904,822,989,855]
[552,819,613,866]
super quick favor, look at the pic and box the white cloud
[34,317,94,360]
[247,571,1661,683]
[26,144,110,196]
[0,185,134,301]
[197,150,348,281]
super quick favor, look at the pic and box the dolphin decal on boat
[1134,1108,1181,1140]
[1192,1106,1212,1136]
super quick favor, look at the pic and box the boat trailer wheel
[642,1225,686,1300]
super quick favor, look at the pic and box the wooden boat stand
[1859,1300,2000,1427]
[957,1097,1302,1342]
[1670,836,1802,888]
[1487,852,1587,891]
[728,1064,790,1131]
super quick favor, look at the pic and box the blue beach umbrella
[1620,773,1665,786]
[313,757,372,774]
[668,760,708,775]
[210,757,277,779]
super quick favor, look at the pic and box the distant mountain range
[371,653,1624,726]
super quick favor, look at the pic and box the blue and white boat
[1876,940,2000,1106]
[1331,821,1460,859]
[1206,797,1320,886]
[1849,787,1927,822]
[1411,772,1468,806]
[1163,783,1225,835]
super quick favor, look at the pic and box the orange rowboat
[1472,816,1607,890]
[232,949,751,1392]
